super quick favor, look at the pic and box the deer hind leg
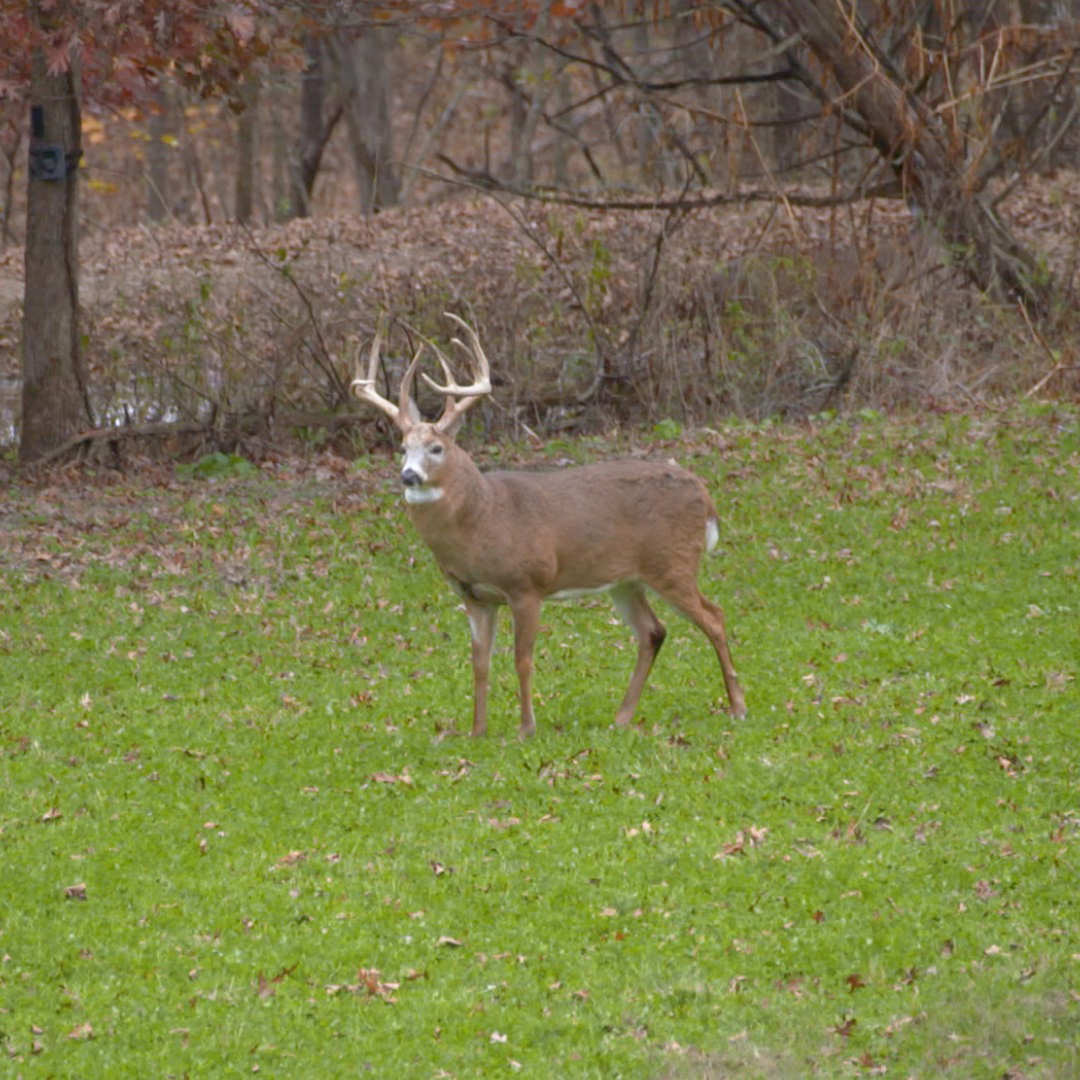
[465,600,498,737]
[610,582,667,727]
[509,595,541,738]
[652,578,746,718]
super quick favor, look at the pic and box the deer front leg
[465,600,498,737]
[509,595,541,738]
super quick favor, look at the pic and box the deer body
[409,454,708,592]
[353,315,746,737]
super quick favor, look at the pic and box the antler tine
[397,345,425,419]
[351,316,399,421]
[417,341,458,395]
[444,313,492,384]
[419,313,492,398]
[351,316,424,431]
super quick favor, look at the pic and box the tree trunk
[331,28,399,213]
[183,122,214,225]
[21,29,88,463]
[291,34,326,218]
[270,74,290,222]
[505,51,533,187]
[774,0,1053,313]
[146,78,171,222]
[234,73,259,223]
[0,115,19,250]
[632,17,675,187]
[771,78,804,174]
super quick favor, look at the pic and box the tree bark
[146,78,171,222]
[770,0,1053,313]
[331,28,399,213]
[234,72,259,223]
[21,22,89,463]
[1,111,21,249]
[290,34,326,218]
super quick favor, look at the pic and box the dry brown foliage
[1,172,1078,457]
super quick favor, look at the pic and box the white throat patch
[404,486,444,505]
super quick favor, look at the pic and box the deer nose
[401,467,423,488]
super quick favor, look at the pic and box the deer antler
[426,314,492,432]
[351,315,423,430]
[351,315,396,418]
[421,314,492,398]
[353,313,491,433]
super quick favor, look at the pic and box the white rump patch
[705,517,719,553]
[404,486,444,505]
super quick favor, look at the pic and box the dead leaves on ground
[325,968,401,1002]
[714,825,769,860]
[371,768,413,786]
[251,962,422,1004]
[255,963,299,999]
[273,850,306,870]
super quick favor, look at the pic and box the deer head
[352,313,491,504]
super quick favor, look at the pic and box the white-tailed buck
[352,314,746,737]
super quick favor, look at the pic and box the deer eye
[429,443,444,457]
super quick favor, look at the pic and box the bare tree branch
[427,157,900,211]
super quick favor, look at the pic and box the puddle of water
[0,373,16,448]
[0,376,189,452]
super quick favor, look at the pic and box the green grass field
[2,406,1078,1077]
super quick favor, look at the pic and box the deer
[351,313,746,738]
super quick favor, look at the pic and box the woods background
[0,1,1078,463]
